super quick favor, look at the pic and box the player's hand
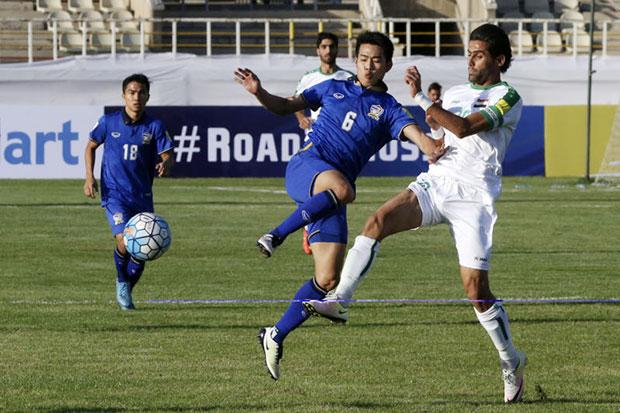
[427,143,446,164]
[298,116,313,130]
[425,113,441,130]
[234,67,261,95]
[404,66,422,97]
[156,157,173,177]
[83,178,98,199]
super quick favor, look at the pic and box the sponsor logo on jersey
[333,92,345,99]
[113,212,124,225]
[111,132,121,138]
[142,132,153,145]
[367,104,384,121]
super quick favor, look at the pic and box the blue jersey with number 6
[89,110,174,210]
[302,77,416,182]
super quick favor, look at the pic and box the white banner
[0,106,102,178]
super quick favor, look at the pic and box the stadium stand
[99,0,129,14]
[535,28,563,52]
[36,0,64,12]
[67,0,96,13]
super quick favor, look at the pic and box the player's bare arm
[405,66,491,138]
[234,68,307,115]
[83,139,99,198]
[156,149,175,177]
[401,124,445,164]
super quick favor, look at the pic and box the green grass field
[1,177,619,412]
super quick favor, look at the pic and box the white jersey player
[306,24,527,404]
[293,32,353,138]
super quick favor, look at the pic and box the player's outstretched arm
[401,124,445,164]
[83,139,99,199]
[234,67,307,116]
[156,149,175,177]
[405,66,490,139]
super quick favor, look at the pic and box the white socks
[475,303,519,366]
[334,235,381,306]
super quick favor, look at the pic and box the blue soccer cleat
[116,280,135,311]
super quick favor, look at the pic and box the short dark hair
[355,31,394,63]
[428,82,442,93]
[470,23,512,73]
[316,32,338,49]
[122,73,150,93]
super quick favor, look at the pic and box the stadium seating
[554,0,579,14]
[499,10,525,33]
[560,9,586,30]
[564,29,591,52]
[99,0,129,14]
[523,0,550,15]
[91,31,114,51]
[530,11,558,33]
[47,9,78,32]
[509,29,535,52]
[67,0,96,13]
[111,9,139,32]
[535,30,563,52]
[79,10,108,33]
[36,0,64,13]
[59,31,84,52]
[496,0,520,15]
[582,11,614,30]
[121,32,142,52]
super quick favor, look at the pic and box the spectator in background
[428,81,442,103]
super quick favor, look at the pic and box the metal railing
[0,16,618,63]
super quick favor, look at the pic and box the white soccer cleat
[258,326,282,380]
[304,298,349,324]
[256,233,281,258]
[502,351,527,403]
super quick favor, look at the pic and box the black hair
[355,31,394,63]
[122,73,150,93]
[428,82,442,93]
[470,23,512,73]
[316,32,338,49]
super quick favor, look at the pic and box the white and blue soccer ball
[123,212,172,261]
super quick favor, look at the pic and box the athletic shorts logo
[113,212,124,225]
[368,104,384,121]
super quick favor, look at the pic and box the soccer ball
[123,212,172,261]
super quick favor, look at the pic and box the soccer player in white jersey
[306,23,527,403]
[294,32,352,255]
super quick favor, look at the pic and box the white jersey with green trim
[429,81,523,198]
[295,66,353,122]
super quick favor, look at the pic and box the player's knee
[330,183,355,204]
[314,273,338,291]
[115,236,127,255]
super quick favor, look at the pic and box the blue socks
[271,190,339,241]
[127,257,146,288]
[113,249,129,283]
[273,278,327,344]
[113,249,145,288]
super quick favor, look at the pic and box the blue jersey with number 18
[302,77,416,182]
[89,110,174,209]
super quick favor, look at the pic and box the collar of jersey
[122,109,145,125]
[469,81,507,90]
[352,76,388,93]
[319,64,342,75]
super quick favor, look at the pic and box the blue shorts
[104,199,154,236]
[284,146,349,244]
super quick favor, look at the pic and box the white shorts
[408,173,497,270]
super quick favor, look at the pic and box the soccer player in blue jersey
[83,73,174,311]
[234,31,444,380]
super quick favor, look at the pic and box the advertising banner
[0,105,544,178]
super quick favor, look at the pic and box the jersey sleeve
[154,120,174,154]
[387,102,417,140]
[479,87,522,130]
[302,79,332,111]
[89,115,107,144]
